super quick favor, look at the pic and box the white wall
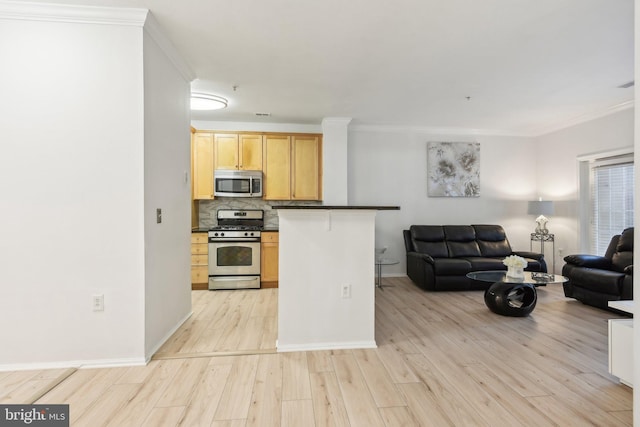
[142,29,192,359]
[321,118,351,204]
[0,17,146,367]
[277,209,376,351]
[535,108,634,263]
[347,129,540,273]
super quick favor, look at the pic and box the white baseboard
[0,311,194,372]
[0,356,147,372]
[277,340,377,353]
[144,310,193,363]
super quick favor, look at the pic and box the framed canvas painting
[427,142,480,197]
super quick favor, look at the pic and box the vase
[506,266,524,279]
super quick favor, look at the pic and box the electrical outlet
[341,284,351,299]
[93,294,104,312]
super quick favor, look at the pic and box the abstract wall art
[427,142,480,197]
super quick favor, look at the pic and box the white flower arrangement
[503,255,527,269]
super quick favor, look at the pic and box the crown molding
[349,100,635,138]
[143,12,195,82]
[0,1,195,82]
[322,117,353,126]
[532,100,634,137]
[348,123,534,137]
[0,0,148,26]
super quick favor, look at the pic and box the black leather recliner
[404,225,547,291]
[562,227,633,311]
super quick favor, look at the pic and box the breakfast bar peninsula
[273,206,400,352]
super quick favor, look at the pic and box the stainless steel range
[208,209,264,290]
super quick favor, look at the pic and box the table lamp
[527,199,554,235]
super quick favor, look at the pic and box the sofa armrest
[563,254,612,269]
[624,264,633,275]
[512,251,544,261]
[407,251,435,264]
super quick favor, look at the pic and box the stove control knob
[244,232,248,236]
[220,232,225,237]
[214,232,219,237]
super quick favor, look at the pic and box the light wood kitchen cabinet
[261,231,279,288]
[292,135,321,200]
[214,133,263,171]
[192,132,214,200]
[191,232,208,290]
[263,135,292,200]
[263,134,322,200]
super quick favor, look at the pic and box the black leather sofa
[562,227,633,311]
[403,225,547,291]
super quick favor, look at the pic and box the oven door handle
[210,277,260,282]
[208,239,261,243]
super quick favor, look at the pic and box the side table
[530,233,555,272]
[375,258,398,289]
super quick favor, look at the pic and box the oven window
[217,246,253,266]
[216,178,250,193]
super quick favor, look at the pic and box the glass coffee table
[467,271,568,287]
[466,271,568,316]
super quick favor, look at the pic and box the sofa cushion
[448,241,481,257]
[444,226,481,257]
[473,226,510,257]
[564,265,624,295]
[617,228,634,252]
[564,254,612,269]
[465,257,506,271]
[433,258,473,275]
[473,225,513,257]
[522,258,544,272]
[612,228,633,273]
[410,226,448,258]
[477,240,511,257]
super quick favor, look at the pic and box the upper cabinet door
[292,135,321,200]
[263,135,291,200]
[192,133,214,199]
[239,134,263,170]
[214,134,239,170]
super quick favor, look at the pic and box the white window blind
[590,157,634,255]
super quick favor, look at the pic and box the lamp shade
[527,200,554,216]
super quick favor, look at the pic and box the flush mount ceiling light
[190,92,228,110]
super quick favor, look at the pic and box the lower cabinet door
[609,319,633,386]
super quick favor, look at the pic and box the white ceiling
[34,0,634,135]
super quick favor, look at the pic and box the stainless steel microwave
[214,170,263,197]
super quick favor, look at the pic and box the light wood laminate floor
[0,276,632,426]
[154,288,278,359]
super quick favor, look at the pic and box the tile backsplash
[198,199,321,229]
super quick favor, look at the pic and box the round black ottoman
[484,282,537,317]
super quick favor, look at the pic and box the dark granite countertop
[271,205,400,210]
